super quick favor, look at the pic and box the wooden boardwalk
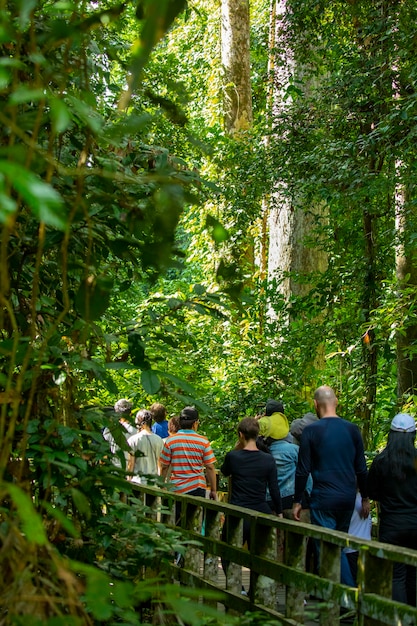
[136,485,417,625]
[215,559,342,625]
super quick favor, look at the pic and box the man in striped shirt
[160,406,217,504]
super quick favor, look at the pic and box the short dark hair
[168,416,180,435]
[238,417,259,440]
[179,406,199,429]
[150,402,167,423]
[265,399,284,416]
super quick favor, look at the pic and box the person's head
[265,399,285,416]
[179,406,199,430]
[382,413,417,480]
[150,402,167,423]
[135,409,153,430]
[290,412,318,443]
[114,398,132,417]
[313,386,338,417]
[390,413,416,434]
[387,413,416,453]
[237,417,260,442]
[168,415,180,436]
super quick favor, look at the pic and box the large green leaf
[71,487,92,520]
[49,97,72,133]
[41,501,80,539]
[119,0,187,108]
[141,369,161,394]
[75,275,113,322]
[73,563,113,620]
[7,484,47,545]
[0,161,65,228]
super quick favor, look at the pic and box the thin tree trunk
[221,0,252,133]
[221,0,255,287]
[395,181,417,402]
[361,206,378,450]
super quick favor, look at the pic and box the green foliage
[3,0,417,620]
[259,0,417,444]
[0,1,235,622]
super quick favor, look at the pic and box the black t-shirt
[221,448,282,514]
[368,451,417,531]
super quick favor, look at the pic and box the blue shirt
[152,420,169,438]
[268,439,299,499]
[294,417,368,510]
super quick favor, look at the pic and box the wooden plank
[132,485,417,624]
[250,518,279,609]
[286,527,307,623]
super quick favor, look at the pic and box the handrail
[131,484,417,625]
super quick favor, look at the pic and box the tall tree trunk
[221,0,254,287]
[221,0,252,133]
[361,204,378,450]
[395,182,417,402]
[266,0,327,366]
[256,0,278,336]
[267,0,294,310]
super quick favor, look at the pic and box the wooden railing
[132,484,417,626]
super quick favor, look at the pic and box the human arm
[292,502,302,521]
[160,464,169,483]
[361,497,370,518]
[220,451,231,477]
[353,427,370,516]
[293,429,311,504]
[121,420,137,436]
[159,441,171,483]
[205,463,217,500]
[127,453,135,477]
[367,457,380,504]
[267,458,282,515]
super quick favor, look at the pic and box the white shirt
[127,430,164,484]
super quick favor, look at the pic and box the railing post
[319,539,341,626]
[143,490,159,521]
[183,498,204,579]
[250,519,278,609]
[359,548,392,626]
[285,528,307,623]
[129,486,417,626]
[223,514,244,595]
[160,492,176,526]
[202,506,222,606]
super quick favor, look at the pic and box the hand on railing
[292,502,302,521]
[361,497,370,518]
[208,490,217,500]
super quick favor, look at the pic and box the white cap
[390,413,416,433]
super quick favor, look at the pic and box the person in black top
[292,386,369,521]
[292,385,369,586]
[368,413,417,605]
[221,417,282,556]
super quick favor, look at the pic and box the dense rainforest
[1,0,417,622]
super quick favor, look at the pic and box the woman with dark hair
[222,418,283,545]
[368,413,417,605]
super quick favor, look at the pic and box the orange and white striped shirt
[160,429,216,493]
